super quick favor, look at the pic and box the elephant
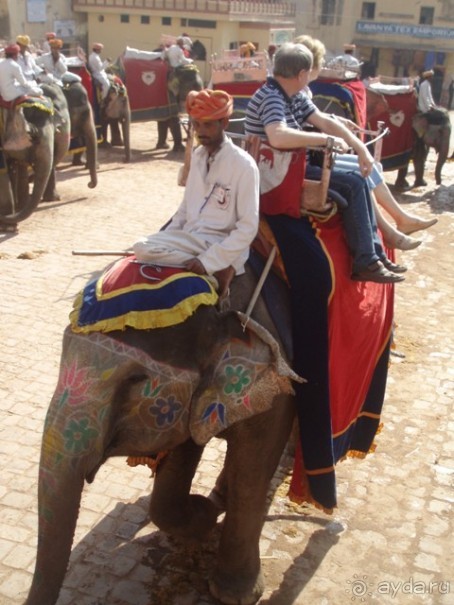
[0,83,71,229]
[99,76,131,163]
[22,273,301,605]
[62,81,98,189]
[395,109,452,188]
[156,64,203,152]
[365,85,451,188]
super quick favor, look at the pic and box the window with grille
[361,2,376,19]
[420,6,434,24]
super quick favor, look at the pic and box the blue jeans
[334,155,383,190]
[306,164,385,272]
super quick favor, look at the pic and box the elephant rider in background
[240,41,256,58]
[417,69,448,125]
[41,32,56,54]
[88,42,112,101]
[333,43,360,71]
[162,36,194,69]
[133,89,260,298]
[245,42,405,284]
[16,35,43,82]
[36,38,68,85]
[0,43,43,102]
[0,44,44,152]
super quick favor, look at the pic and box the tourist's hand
[357,147,374,178]
[331,136,349,153]
[184,258,206,275]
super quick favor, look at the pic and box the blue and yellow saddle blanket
[70,255,218,333]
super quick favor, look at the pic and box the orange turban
[49,38,63,49]
[186,89,233,121]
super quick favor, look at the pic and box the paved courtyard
[0,123,453,605]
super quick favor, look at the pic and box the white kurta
[418,79,435,113]
[88,51,110,98]
[133,137,260,275]
[334,53,360,68]
[17,51,42,81]
[36,52,67,83]
[162,45,193,68]
[0,58,42,101]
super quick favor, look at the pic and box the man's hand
[330,136,350,153]
[184,258,206,275]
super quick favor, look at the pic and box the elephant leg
[110,120,124,147]
[72,151,85,166]
[169,117,185,153]
[210,399,294,605]
[434,133,449,185]
[156,120,170,149]
[84,107,98,189]
[395,166,410,190]
[413,138,428,187]
[149,438,218,542]
[121,117,131,163]
[42,168,60,202]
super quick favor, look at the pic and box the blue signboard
[356,21,454,40]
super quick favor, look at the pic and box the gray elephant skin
[0,83,70,226]
[63,82,98,189]
[396,110,452,188]
[23,273,300,605]
[101,81,131,163]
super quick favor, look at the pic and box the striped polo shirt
[245,77,317,137]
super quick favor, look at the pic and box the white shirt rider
[0,56,43,102]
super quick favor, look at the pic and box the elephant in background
[0,83,70,229]
[156,64,203,152]
[23,275,300,605]
[63,82,98,189]
[395,109,452,188]
[100,76,131,163]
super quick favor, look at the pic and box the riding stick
[71,250,133,256]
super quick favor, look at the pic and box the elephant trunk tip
[88,180,98,189]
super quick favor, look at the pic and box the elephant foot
[155,142,170,150]
[0,222,18,233]
[209,568,265,605]
[172,144,186,153]
[72,156,85,166]
[41,193,61,202]
[413,179,428,188]
[150,494,219,543]
[394,178,410,191]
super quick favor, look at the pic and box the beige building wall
[295,0,454,104]
[0,0,86,50]
[87,13,275,83]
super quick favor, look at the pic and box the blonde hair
[294,35,326,71]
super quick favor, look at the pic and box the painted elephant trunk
[24,475,84,605]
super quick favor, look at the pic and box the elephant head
[63,82,98,189]
[168,64,203,111]
[0,83,70,226]
[23,306,299,605]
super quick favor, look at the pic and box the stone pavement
[0,127,453,605]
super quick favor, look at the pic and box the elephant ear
[189,312,303,445]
